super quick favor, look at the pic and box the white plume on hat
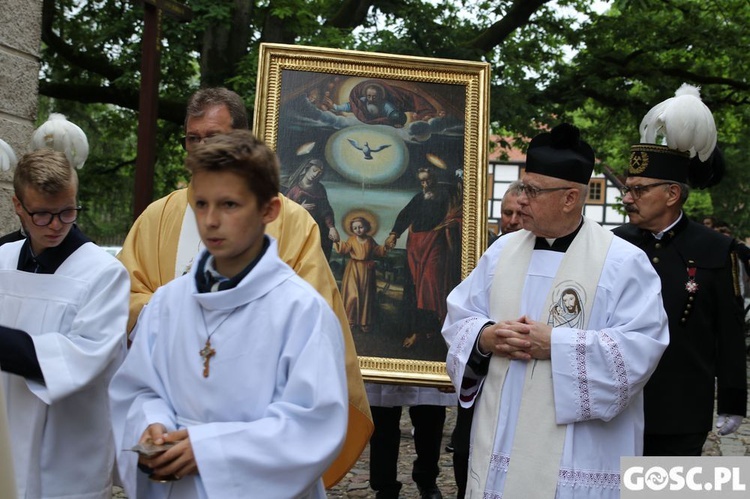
[0,138,18,172]
[30,113,89,169]
[639,83,717,161]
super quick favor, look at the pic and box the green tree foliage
[38,0,750,240]
[561,0,750,235]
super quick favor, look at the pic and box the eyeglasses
[19,200,84,227]
[619,181,673,200]
[181,133,218,151]
[518,182,573,199]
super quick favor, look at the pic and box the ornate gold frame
[254,43,489,386]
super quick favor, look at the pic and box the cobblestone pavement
[113,407,458,499]
[326,406,458,499]
[114,357,750,498]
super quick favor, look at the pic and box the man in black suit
[613,87,747,455]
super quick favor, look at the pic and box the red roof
[489,135,527,162]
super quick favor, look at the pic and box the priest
[442,123,669,499]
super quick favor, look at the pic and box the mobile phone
[129,441,176,457]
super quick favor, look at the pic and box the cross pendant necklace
[200,340,216,378]
[199,307,238,378]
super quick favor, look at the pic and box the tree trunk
[200,1,253,87]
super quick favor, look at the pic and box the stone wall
[0,0,41,235]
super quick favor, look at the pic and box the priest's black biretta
[525,123,595,184]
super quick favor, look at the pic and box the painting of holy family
[253,43,490,386]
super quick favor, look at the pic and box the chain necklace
[199,307,239,378]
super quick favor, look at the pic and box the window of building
[587,179,605,205]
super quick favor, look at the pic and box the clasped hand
[138,423,199,479]
[478,316,552,361]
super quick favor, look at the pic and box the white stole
[468,218,613,498]
[175,203,204,278]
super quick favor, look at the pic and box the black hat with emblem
[628,84,717,186]
[628,145,691,183]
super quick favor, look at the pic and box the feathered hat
[30,113,89,169]
[629,84,718,185]
[0,138,18,172]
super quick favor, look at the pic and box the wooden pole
[132,1,192,219]
[133,2,161,219]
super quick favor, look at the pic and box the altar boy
[0,149,130,498]
[109,130,348,499]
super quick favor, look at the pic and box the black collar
[0,229,25,247]
[645,214,689,244]
[17,225,90,274]
[533,218,585,252]
[194,236,270,293]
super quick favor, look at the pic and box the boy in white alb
[0,149,130,498]
[109,130,348,499]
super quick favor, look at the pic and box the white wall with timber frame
[486,161,628,235]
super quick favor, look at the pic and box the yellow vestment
[117,188,372,487]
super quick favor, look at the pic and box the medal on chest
[685,261,699,293]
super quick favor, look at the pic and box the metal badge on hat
[629,149,649,175]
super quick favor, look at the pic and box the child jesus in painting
[335,215,389,333]
[109,130,348,499]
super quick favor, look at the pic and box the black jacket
[613,216,747,434]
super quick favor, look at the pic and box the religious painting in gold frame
[254,43,489,387]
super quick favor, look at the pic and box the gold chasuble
[118,187,373,487]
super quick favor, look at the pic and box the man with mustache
[613,85,747,456]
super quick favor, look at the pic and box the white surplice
[0,241,130,499]
[442,231,669,499]
[109,239,348,499]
